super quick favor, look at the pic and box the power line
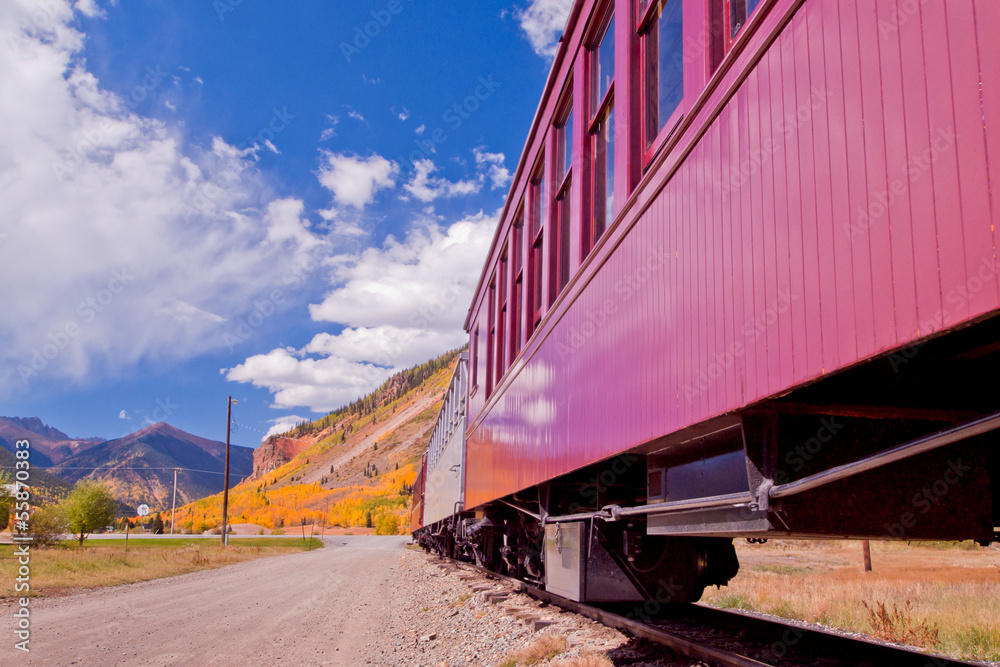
[0,465,244,477]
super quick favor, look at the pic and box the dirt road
[19,536,409,666]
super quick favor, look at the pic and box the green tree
[0,471,12,531]
[28,505,67,548]
[62,480,118,546]
[375,513,398,536]
[364,510,373,528]
[152,512,165,534]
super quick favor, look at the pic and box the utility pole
[221,396,235,547]
[170,468,178,535]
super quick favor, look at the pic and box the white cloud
[227,211,496,412]
[320,114,339,141]
[397,106,410,121]
[403,159,480,202]
[475,149,512,189]
[0,1,325,392]
[119,410,130,420]
[415,124,426,136]
[317,152,398,210]
[516,0,574,58]
[263,414,312,441]
[348,110,366,122]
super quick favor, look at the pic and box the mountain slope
[0,416,105,467]
[51,423,253,509]
[0,446,74,506]
[171,349,459,533]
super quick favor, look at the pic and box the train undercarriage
[416,313,1000,605]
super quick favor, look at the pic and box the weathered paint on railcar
[463,0,1000,510]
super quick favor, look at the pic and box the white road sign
[137,504,150,517]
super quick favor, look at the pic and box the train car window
[592,15,614,117]
[496,243,508,377]
[486,279,496,397]
[640,0,684,153]
[527,161,546,337]
[470,327,479,390]
[510,214,524,361]
[551,94,574,305]
[729,0,763,41]
[585,7,615,259]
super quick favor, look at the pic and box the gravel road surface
[19,536,408,666]
[11,536,697,666]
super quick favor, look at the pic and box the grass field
[700,539,1000,662]
[0,537,322,599]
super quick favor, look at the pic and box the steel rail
[453,559,768,667]
[441,556,982,667]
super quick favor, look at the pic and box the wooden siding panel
[874,0,919,344]
[790,10,823,377]
[856,0,897,352]
[806,0,838,374]
[822,0,859,367]
[947,0,997,317]
[922,0,968,330]
[839,0,877,359]
[896,0,943,334]
[977,0,1000,298]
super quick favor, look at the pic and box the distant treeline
[266,348,463,444]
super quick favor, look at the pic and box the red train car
[415,0,1000,604]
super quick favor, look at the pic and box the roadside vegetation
[700,539,1000,662]
[0,538,321,598]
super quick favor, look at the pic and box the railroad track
[438,557,982,667]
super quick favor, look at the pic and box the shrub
[862,599,940,648]
[28,505,67,548]
[375,513,399,536]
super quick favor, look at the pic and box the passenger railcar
[413,0,1000,604]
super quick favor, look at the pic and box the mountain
[250,350,461,480]
[0,416,105,467]
[50,422,254,509]
[0,446,74,506]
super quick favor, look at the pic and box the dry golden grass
[0,538,321,598]
[700,540,1000,662]
[498,632,568,666]
[551,651,614,667]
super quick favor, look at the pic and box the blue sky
[0,0,573,447]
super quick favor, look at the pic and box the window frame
[510,211,524,364]
[550,89,574,306]
[526,157,546,338]
[638,0,687,168]
[584,4,616,260]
